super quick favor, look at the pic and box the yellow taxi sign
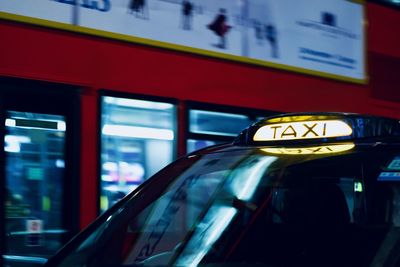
[253,120,353,142]
[261,143,355,155]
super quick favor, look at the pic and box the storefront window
[100,96,176,212]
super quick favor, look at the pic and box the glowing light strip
[253,120,352,141]
[261,144,355,155]
[103,97,173,110]
[232,157,277,201]
[102,124,174,140]
[5,119,66,131]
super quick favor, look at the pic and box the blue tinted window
[187,139,220,153]
[189,110,251,136]
[100,96,176,212]
[4,111,67,258]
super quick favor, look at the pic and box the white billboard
[0,0,365,83]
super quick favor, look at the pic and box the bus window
[4,111,67,260]
[100,96,177,213]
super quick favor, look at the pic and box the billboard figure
[128,0,148,19]
[207,8,231,49]
[253,19,263,45]
[265,24,278,58]
[181,0,193,30]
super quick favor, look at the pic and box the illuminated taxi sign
[253,120,353,142]
[261,143,355,155]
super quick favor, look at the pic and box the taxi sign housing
[235,113,400,145]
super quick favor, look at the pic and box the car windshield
[50,144,400,267]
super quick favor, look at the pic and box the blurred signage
[0,0,365,83]
[26,219,43,246]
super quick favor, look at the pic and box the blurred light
[103,162,118,172]
[231,156,276,201]
[128,163,145,180]
[104,185,122,192]
[204,207,237,246]
[5,142,20,153]
[57,121,66,131]
[101,174,115,182]
[102,124,174,140]
[5,135,31,143]
[104,96,173,110]
[261,144,355,155]
[42,196,51,211]
[120,146,141,153]
[55,159,65,168]
[104,184,138,193]
[4,135,31,153]
[354,181,363,192]
[118,162,145,182]
[177,206,237,267]
[100,196,109,211]
[5,119,16,127]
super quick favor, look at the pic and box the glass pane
[187,139,222,153]
[189,110,252,136]
[4,111,67,259]
[100,96,176,212]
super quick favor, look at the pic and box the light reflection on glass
[230,156,277,201]
[176,206,237,267]
[260,144,355,155]
[103,96,173,110]
[5,118,66,131]
[102,124,174,140]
